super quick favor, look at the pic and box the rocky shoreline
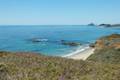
[88,23,120,27]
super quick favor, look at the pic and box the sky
[0,0,120,25]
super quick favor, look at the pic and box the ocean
[0,25,120,56]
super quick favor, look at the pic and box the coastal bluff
[87,34,120,64]
[94,34,120,50]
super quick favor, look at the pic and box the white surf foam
[62,44,90,57]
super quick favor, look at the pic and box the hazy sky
[0,0,120,25]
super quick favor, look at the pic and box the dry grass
[0,51,120,80]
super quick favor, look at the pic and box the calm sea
[0,25,120,56]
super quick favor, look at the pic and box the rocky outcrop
[99,24,111,27]
[99,24,120,27]
[87,34,120,64]
[61,40,81,46]
[88,23,96,26]
[112,24,120,27]
[94,34,120,50]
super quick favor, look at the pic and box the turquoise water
[0,25,120,56]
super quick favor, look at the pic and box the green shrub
[0,51,120,80]
[87,48,120,64]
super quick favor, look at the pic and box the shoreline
[63,47,95,60]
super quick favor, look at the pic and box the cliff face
[94,34,120,50]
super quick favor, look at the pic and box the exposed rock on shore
[61,40,81,46]
[87,34,120,64]
[94,34,120,50]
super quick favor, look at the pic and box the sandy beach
[63,47,95,60]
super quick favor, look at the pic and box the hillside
[94,34,120,49]
[87,34,120,64]
[87,48,120,64]
[0,51,120,80]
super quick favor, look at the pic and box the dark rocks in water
[112,24,120,27]
[99,23,120,27]
[30,38,48,43]
[61,40,81,46]
[88,23,96,26]
[62,42,81,46]
[61,40,66,42]
[99,24,111,27]
[89,43,95,48]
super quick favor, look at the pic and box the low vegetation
[88,34,120,64]
[0,51,120,80]
[0,34,120,80]
[87,48,120,64]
